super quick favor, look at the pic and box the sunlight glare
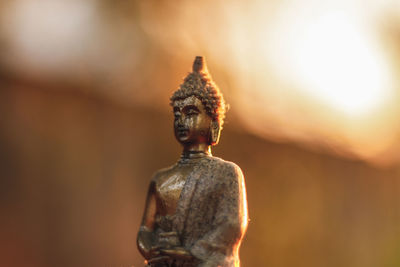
[269,11,393,115]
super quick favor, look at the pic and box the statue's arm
[137,180,158,260]
[191,164,248,266]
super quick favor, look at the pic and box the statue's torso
[154,161,197,216]
[141,156,247,267]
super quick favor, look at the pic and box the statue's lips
[177,129,189,136]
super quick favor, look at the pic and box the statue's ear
[210,120,221,145]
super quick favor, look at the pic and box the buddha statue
[137,56,248,267]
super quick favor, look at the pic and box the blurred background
[1,0,400,266]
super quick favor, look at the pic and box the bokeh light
[269,11,393,115]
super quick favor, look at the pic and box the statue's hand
[157,231,181,247]
[147,245,173,265]
[160,247,193,261]
[149,245,162,258]
[147,255,170,265]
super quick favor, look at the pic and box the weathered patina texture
[137,57,248,267]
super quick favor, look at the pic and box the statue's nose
[177,115,185,127]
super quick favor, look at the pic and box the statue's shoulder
[208,156,244,178]
[151,164,177,183]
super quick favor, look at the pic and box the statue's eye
[187,109,198,116]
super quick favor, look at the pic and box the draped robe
[142,156,248,267]
[175,157,247,266]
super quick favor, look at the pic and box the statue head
[170,56,226,146]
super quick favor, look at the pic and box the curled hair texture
[170,56,226,127]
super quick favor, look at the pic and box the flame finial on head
[192,56,208,73]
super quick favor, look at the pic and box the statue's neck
[181,143,211,159]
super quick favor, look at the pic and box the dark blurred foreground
[1,79,400,267]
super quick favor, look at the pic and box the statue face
[173,95,212,145]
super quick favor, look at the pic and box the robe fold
[171,156,248,267]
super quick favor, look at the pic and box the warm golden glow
[268,11,393,115]
[3,0,400,165]
[134,0,400,165]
